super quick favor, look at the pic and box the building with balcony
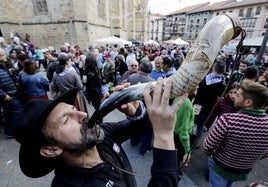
[163,2,209,41]
[150,13,165,42]
[153,0,268,45]
[186,0,235,41]
[214,0,268,38]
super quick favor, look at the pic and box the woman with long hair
[203,81,240,130]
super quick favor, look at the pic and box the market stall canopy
[144,40,159,46]
[174,37,189,45]
[162,39,177,44]
[222,39,239,53]
[128,38,142,45]
[242,36,268,47]
[93,36,132,47]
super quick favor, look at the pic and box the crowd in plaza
[0,32,267,187]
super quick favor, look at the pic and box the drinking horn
[88,13,242,127]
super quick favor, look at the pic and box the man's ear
[40,146,63,158]
[244,98,253,108]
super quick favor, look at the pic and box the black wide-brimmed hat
[14,88,80,178]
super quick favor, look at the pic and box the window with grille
[255,6,261,15]
[33,0,48,15]
[173,26,178,32]
[196,19,200,27]
[190,20,193,28]
[246,8,253,17]
[203,18,207,26]
[239,9,244,17]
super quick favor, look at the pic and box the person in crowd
[60,44,69,53]
[160,48,169,56]
[120,59,139,84]
[224,52,233,73]
[127,58,155,155]
[181,47,188,58]
[109,46,118,62]
[229,60,250,84]
[68,52,80,75]
[203,82,240,130]
[127,58,154,84]
[96,46,105,71]
[35,46,46,69]
[45,50,58,83]
[0,49,23,138]
[135,47,145,63]
[27,43,36,61]
[102,52,115,85]
[161,56,176,78]
[115,54,128,77]
[126,46,136,69]
[114,54,128,86]
[204,80,268,187]
[9,49,19,66]
[118,47,127,61]
[150,56,165,80]
[17,59,49,104]
[52,54,83,98]
[173,55,184,70]
[0,40,12,56]
[244,52,256,65]
[170,46,177,60]
[258,66,268,87]
[84,52,102,110]
[173,86,198,174]
[193,59,226,135]
[5,51,18,83]
[243,65,259,82]
[13,78,187,186]
[15,53,28,73]
[77,49,87,81]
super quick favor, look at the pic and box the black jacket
[51,115,179,187]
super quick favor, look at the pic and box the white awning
[242,36,268,47]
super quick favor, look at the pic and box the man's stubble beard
[62,123,105,155]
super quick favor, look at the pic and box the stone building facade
[151,0,268,43]
[0,0,150,49]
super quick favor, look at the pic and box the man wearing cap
[14,78,187,186]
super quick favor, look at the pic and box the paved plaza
[0,89,267,187]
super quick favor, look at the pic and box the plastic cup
[193,104,202,115]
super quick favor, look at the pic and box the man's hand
[4,94,12,101]
[182,153,191,167]
[143,78,188,150]
[111,82,140,116]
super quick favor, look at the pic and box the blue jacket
[18,71,49,97]
[0,64,17,100]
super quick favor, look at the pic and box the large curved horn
[88,13,242,127]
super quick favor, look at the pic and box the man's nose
[73,111,88,123]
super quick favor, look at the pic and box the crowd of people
[0,32,267,187]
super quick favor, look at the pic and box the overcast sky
[148,0,229,15]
